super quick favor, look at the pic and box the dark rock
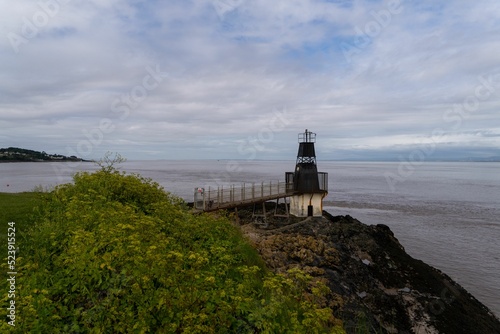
[236,208,500,334]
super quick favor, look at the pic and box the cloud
[1,0,500,160]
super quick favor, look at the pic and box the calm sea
[1,160,499,317]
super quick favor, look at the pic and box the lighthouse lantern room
[286,129,328,217]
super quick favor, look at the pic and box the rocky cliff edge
[236,208,500,334]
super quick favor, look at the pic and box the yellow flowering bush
[1,167,344,333]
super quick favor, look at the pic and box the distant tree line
[0,147,81,162]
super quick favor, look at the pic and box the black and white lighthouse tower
[286,129,328,217]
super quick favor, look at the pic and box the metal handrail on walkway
[194,181,294,212]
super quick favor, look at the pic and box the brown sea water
[1,160,499,317]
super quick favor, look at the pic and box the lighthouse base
[290,193,325,217]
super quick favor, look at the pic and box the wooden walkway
[193,181,294,212]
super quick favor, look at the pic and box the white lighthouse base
[290,193,325,217]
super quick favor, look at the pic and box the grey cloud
[1,1,500,160]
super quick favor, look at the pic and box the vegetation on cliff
[0,166,344,333]
[0,147,83,162]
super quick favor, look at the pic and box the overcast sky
[1,0,499,161]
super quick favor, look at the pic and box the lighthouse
[286,129,328,217]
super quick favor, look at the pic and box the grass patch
[0,192,44,243]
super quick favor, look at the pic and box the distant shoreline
[0,147,90,163]
[0,159,94,163]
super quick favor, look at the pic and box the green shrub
[1,167,344,333]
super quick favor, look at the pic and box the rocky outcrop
[238,208,500,334]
